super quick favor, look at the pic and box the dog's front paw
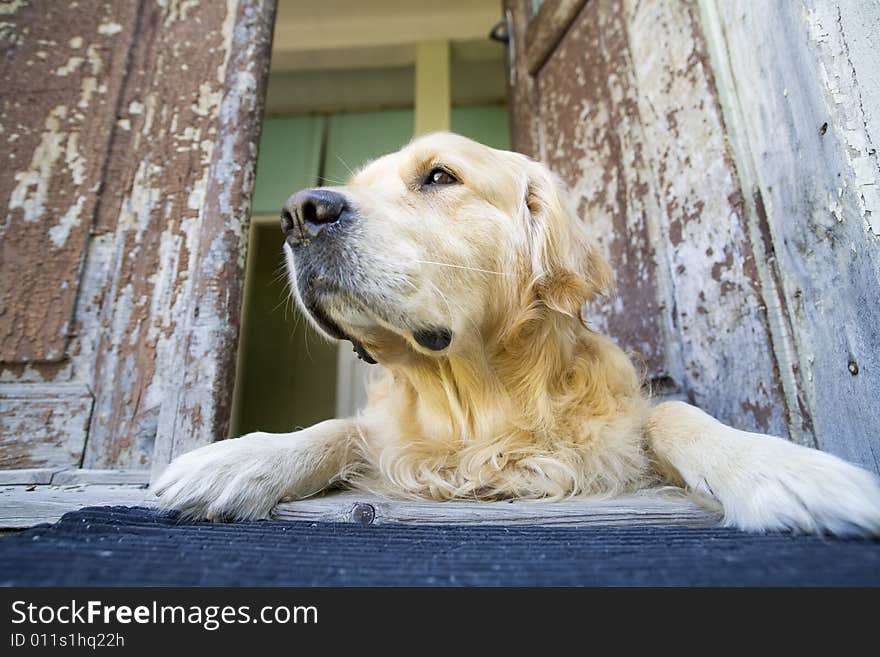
[717,436,880,537]
[152,433,294,521]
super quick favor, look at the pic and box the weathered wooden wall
[0,1,143,468]
[0,1,138,364]
[698,0,880,472]
[506,0,880,471]
[0,0,276,472]
[507,0,787,436]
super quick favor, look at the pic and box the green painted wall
[451,105,509,150]
[323,109,415,185]
[233,116,333,436]
[252,105,510,211]
[236,104,509,434]
[321,104,510,185]
[251,115,326,215]
[232,222,339,435]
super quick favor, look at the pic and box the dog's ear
[522,161,612,318]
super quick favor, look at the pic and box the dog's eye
[423,168,458,187]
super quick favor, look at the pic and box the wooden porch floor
[0,468,720,530]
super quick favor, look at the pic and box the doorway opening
[230,1,510,436]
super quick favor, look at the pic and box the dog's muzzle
[281,189,352,245]
[280,188,454,364]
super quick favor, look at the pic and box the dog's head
[281,132,611,366]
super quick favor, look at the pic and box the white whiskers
[413,259,510,277]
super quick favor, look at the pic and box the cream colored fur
[154,133,880,536]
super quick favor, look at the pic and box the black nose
[281,189,349,241]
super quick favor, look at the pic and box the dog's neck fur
[391,309,642,443]
[354,308,649,501]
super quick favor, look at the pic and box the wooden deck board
[0,481,720,530]
[51,469,150,486]
[0,468,150,486]
[273,490,721,528]
[0,468,64,485]
[0,485,151,529]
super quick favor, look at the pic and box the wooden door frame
[0,1,277,483]
[502,0,796,439]
[145,0,277,478]
[503,0,880,474]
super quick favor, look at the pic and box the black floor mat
[1,506,878,586]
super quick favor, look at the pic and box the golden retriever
[154,132,880,536]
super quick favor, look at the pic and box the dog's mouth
[300,278,455,364]
[299,277,378,364]
[305,299,378,364]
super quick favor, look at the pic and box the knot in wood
[350,502,375,525]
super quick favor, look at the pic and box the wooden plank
[85,0,229,468]
[149,0,277,475]
[0,385,92,468]
[698,0,880,472]
[76,0,276,470]
[0,485,150,529]
[528,0,789,435]
[524,0,588,74]
[0,485,718,530]
[0,468,149,485]
[0,469,63,486]
[620,0,789,434]
[535,0,673,381]
[0,0,139,362]
[504,0,542,157]
[51,469,150,486]
[0,226,119,475]
[273,491,721,528]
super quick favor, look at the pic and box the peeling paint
[97,21,122,36]
[82,0,274,470]
[804,5,880,236]
[538,0,668,378]
[192,81,222,117]
[526,0,785,434]
[699,0,880,470]
[0,21,20,47]
[0,385,92,468]
[47,195,85,248]
[84,43,101,75]
[0,0,29,16]
[157,0,202,26]
[64,130,85,186]
[1,0,278,470]
[0,0,142,467]
[8,105,68,223]
[54,55,84,76]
